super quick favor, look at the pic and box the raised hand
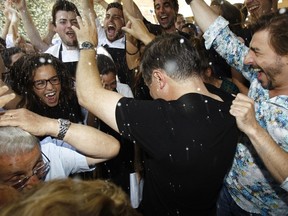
[229,93,258,135]
[72,13,98,48]
[122,10,155,45]
[0,86,16,108]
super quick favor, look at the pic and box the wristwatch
[79,41,95,50]
[57,119,71,140]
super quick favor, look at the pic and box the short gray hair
[0,126,39,156]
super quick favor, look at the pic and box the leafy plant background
[0,0,106,40]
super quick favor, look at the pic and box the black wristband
[126,49,139,55]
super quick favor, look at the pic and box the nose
[46,80,54,89]
[243,50,255,66]
[25,175,41,189]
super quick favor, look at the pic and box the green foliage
[0,0,105,40]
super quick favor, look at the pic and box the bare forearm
[247,125,288,183]
[76,49,101,107]
[39,117,120,159]
[122,0,143,20]
[18,10,48,52]
[81,0,97,17]
[189,0,219,33]
[1,20,11,39]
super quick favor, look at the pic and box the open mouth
[66,30,75,38]
[159,15,168,22]
[247,5,259,13]
[44,91,58,105]
[107,24,116,36]
[45,92,56,98]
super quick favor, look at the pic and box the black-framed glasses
[33,75,60,90]
[4,152,50,191]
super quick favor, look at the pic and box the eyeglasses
[33,75,60,90]
[4,152,50,191]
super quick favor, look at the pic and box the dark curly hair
[9,53,83,123]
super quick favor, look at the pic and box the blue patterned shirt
[203,17,288,215]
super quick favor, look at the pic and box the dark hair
[9,53,83,122]
[140,33,202,85]
[97,54,117,76]
[153,0,179,13]
[181,23,198,36]
[211,0,242,31]
[52,0,80,25]
[251,8,288,56]
[106,2,123,12]
[0,37,6,51]
[0,47,23,68]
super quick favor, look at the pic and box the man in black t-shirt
[74,14,239,215]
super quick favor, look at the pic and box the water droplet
[279,8,286,14]
[39,57,45,63]
[169,154,173,162]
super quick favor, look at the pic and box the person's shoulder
[44,43,61,56]
[117,82,134,98]
[205,83,235,101]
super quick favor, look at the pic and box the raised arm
[122,10,155,45]
[122,0,143,21]
[41,20,56,47]
[230,94,288,190]
[95,0,109,10]
[187,0,219,33]
[1,1,14,41]
[11,0,50,52]
[81,0,97,18]
[0,108,120,165]
[72,13,123,132]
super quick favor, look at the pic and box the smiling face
[175,14,185,30]
[54,10,79,47]
[244,0,274,21]
[244,30,288,90]
[104,7,125,42]
[32,65,61,107]
[154,0,177,33]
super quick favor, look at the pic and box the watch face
[81,41,94,49]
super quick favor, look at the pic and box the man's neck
[163,26,177,34]
[269,87,288,98]
[62,42,78,50]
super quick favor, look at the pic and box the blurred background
[0,0,288,40]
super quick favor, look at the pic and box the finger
[235,93,253,103]
[0,93,16,108]
[122,26,132,35]
[75,16,83,28]
[0,86,9,95]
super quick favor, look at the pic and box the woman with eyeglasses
[7,53,83,124]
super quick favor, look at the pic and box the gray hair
[0,126,40,155]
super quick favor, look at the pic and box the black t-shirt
[116,84,239,216]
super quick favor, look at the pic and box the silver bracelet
[57,119,71,140]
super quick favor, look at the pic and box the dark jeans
[217,185,262,216]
